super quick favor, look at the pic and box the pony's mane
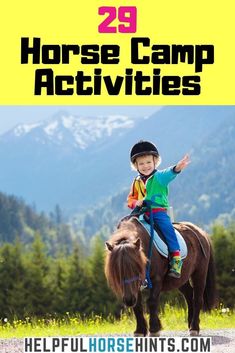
[105,220,146,297]
[110,220,139,245]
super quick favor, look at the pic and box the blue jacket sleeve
[155,166,179,186]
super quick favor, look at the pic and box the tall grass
[0,305,234,339]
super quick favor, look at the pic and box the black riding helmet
[130,140,159,163]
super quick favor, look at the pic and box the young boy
[127,140,190,278]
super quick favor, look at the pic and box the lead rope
[141,205,154,289]
[140,198,161,290]
[130,198,162,291]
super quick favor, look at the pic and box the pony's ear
[133,238,141,250]
[105,242,113,252]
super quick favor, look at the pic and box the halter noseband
[123,276,141,284]
[123,276,147,291]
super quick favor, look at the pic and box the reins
[129,198,162,290]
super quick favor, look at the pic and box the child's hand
[175,154,191,172]
[135,200,144,207]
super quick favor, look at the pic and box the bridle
[123,276,148,291]
[123,276,141,285]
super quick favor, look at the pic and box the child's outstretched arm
[174,154,191,172]
[156,154,191,186]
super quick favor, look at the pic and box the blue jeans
[153,211,180,253]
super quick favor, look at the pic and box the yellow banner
[0,0,234,104]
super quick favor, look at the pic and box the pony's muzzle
[123,295,137,307]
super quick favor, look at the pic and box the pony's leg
[147,284,162,336]
[190,271,206,336]
[133,291,148,336]
[179,281,193,330]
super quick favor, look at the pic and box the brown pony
[105,218,217,336]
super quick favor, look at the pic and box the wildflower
[221,308,230,313]
[3,318,8,323]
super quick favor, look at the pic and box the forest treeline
[0,191,234,319]
[0,192,75,255]
[0,223,234,319]
[0,234,120,319]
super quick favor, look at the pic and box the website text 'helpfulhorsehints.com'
[24,336,212,353]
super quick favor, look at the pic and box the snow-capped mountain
[0,106,234,214]
[1,113,135,150]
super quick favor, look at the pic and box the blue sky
[0,106,161,134]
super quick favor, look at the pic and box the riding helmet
[130,140,159,163]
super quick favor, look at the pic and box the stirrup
[168,270,181,279]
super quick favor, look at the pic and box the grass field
[0,305,234,338]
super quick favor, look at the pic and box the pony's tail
[203,243,218,311]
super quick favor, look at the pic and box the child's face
[135,155,155,176]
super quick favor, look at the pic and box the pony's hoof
[189,330,199,336]
[148,331,161,337]
[134,333,145,337]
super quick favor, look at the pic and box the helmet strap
[138,169,156,180]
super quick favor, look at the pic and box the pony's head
[104,221,147,307]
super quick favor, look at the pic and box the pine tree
[50,257,68,314]
[8,240,28,317]
[89,235,119,316]
[211,223,235,307]
[23,233,52,315]
[55,204,63,225]
[0,244,15,317]
[0,241,26,318]
[65,244,91,314]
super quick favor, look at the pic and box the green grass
[1,305,234,338]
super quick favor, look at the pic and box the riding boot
[168,256,183,278]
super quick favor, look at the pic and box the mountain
[0,106,234,214]
[0,113,138,213]
[2,112,135,150]
[74,113,235,236]
[172,113,235,226]
[0,191,73,254]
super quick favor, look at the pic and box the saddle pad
[136,215,188,259]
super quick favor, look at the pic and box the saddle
[135,214,188,259]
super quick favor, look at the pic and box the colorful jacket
[127,167,179,209]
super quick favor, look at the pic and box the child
[127,140,190,278]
